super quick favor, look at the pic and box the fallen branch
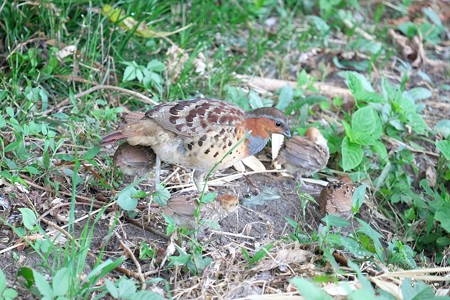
[235,74,354,104]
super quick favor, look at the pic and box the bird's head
[245,107,290,138]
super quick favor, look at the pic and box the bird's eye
[275,121,282,127]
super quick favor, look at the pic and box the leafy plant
[104,277,164,300]
[122,60,166,95]
[0,269,18,300]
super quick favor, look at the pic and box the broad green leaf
[290,277,332,300]
[200,192,217,204]
[371,141,388,163]
[436,140,450,160]
[6,107,14,118]
[435,202,450,233]
[104,279,119,298]
[276,85,293,110]
[341,72,385,103]
[0,269,6,292]
[117,278,137,298]
[322,214,350,227]
[52,268,69,297]
[341,137,363,171]
[32,270,53,299]
[403,87,431,101]
[405,111,429,134]
[147,59,166,72]
[117,187,139,211]
[342,71,374,91]
[341,120,353,140]
[434,120,450,138]
[18,208,37,230]
[17,267,34,288]
[3,288,18,299]
[352,184,367,211]
[0,115,6,128]
[153,184,170,205]
[82,147,100,160]
[123,65,136,82]
[397,22,418,38]
[357,220,383,251]
[351,107,382,145]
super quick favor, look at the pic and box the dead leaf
[250,246,312,272]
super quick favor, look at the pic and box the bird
[161,194,239,230]
[102,98,291,191]
[318,176,355,219]
[112,142,156,177]
[274,127,329,180]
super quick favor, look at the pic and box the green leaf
[352,184,367,211]
[351,107,382,145]
[32,270,53,299]
[341,120,353,140]
[435,202,450,233]
[123,65,136,82]
[52,268,69,297]
[0,269,6,292]
[6,107,14,118]
[290,277,332,300]
[341,137,363,171]
[397,22,418,38]
[434,120,450,138]
[405,111,428,134]
[341,72,385,104]
[436,140,450,160]
[117,187,139,211]
[322,214,350,227]
[403,87,432,101]
[24,165,41,175]
[276,85,293,110]
[200,192,217,204]
[248,243,273,265]
[3,288,18,299]
[18,208,37,230]
[17,267,34,288]
[371,141,388,163]
[0,115,6,129]
[104,279,119,298]
[82,147,100,160]
[147,59,166,72]
[153,184,170,205]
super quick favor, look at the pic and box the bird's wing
[282,137,326,169]
[144,98,246,137]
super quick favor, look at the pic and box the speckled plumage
[113,142,155,177]
[318,176,355,219]
[274,127,329,178]
[103,98,290,190]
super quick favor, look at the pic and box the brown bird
[161,194,239,230]
[318,176,355,219]
[113,142,156,177]
[274,127,329,179]
[103,98,290,191]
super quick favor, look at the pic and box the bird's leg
[155,154,161,186]
[193,170,207,193]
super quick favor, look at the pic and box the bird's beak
[283,128,291,138]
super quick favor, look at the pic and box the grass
[1,0,450,298]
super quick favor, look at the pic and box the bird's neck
[245,131,269,155]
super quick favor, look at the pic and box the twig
[114,231,146,289]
